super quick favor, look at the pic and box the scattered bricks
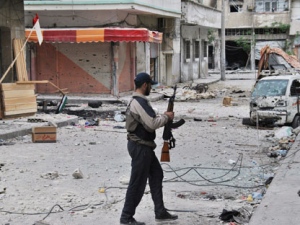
[223,96,232,106]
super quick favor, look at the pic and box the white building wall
[159,18,181,86]
[25,0,181,18]
[25,10,138,28]
[182,1,221,28]
[180,1,221,82]
[290,0,300,35]
[180,26,211,82]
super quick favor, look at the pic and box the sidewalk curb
[0,117,78,140]
[248,134,300,224]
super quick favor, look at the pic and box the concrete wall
[182,1,221,29]
[226,0,290,28]
[25,11,138,28]
[25,0,182,18]
[180,26,210,82]
[290,0,300,35]
[0,0,24,83]
[180,1,221,81]
[253,13,290,28]
[159,18,181,86]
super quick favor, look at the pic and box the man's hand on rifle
[164,111,174,121]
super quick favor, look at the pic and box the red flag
[32,13,38,25]
[33,14,43,45]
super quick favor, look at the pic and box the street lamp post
[221,0,226,81]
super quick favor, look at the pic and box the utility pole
[221,0,226,81]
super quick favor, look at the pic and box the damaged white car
[249,74,300,128]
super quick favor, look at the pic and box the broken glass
[252,79,288,97]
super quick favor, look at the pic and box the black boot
[120,218,145,225]
[155,211,178,221]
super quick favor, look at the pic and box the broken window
[255,0,286,12]
[290,80,300,96]
[229,0,243,12]
[252,79,289,97]
[265,2,277,11]
[230,5,243,12]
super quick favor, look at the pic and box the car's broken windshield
[252,79,289,97]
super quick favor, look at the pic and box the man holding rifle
[120,72,178,225]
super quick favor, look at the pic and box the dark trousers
[120,140,165,222]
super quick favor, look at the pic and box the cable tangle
[161,153,265,189]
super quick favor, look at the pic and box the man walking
[120,72,178,225]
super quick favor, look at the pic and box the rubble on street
[1,73,300,225]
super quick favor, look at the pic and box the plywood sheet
[2,89,35,99]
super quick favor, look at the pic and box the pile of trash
[265,126,300,159]
[219,207,252,224]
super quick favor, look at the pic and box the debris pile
[265,126,300,159]
[157,87,216,101]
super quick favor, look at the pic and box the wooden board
[2,89,35,99]
[3,96,37,105]
[1,83,37,118]
[1,83,35,91]
[4,102,37,112]
[5,108,38,116]
[0,86,3,119]
[13,38,28,82]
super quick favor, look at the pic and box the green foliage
[236,37,251,54]
[271,22,290,33]
[207,29,215,44]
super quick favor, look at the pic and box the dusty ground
[0,75,293,225]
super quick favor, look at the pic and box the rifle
[160,85,185,162]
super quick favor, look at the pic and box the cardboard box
[32,126,57,143]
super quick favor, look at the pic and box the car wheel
[292,115,300,129]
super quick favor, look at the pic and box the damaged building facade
[23,0,221,95]
[223,0,300,70]
[0,0,25,83]
[24,0,181,95]
[180,0,221,82]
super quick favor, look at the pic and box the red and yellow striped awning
[25,27,162,43]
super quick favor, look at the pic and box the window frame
[194,40,200,61]
[185,39,191,62]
